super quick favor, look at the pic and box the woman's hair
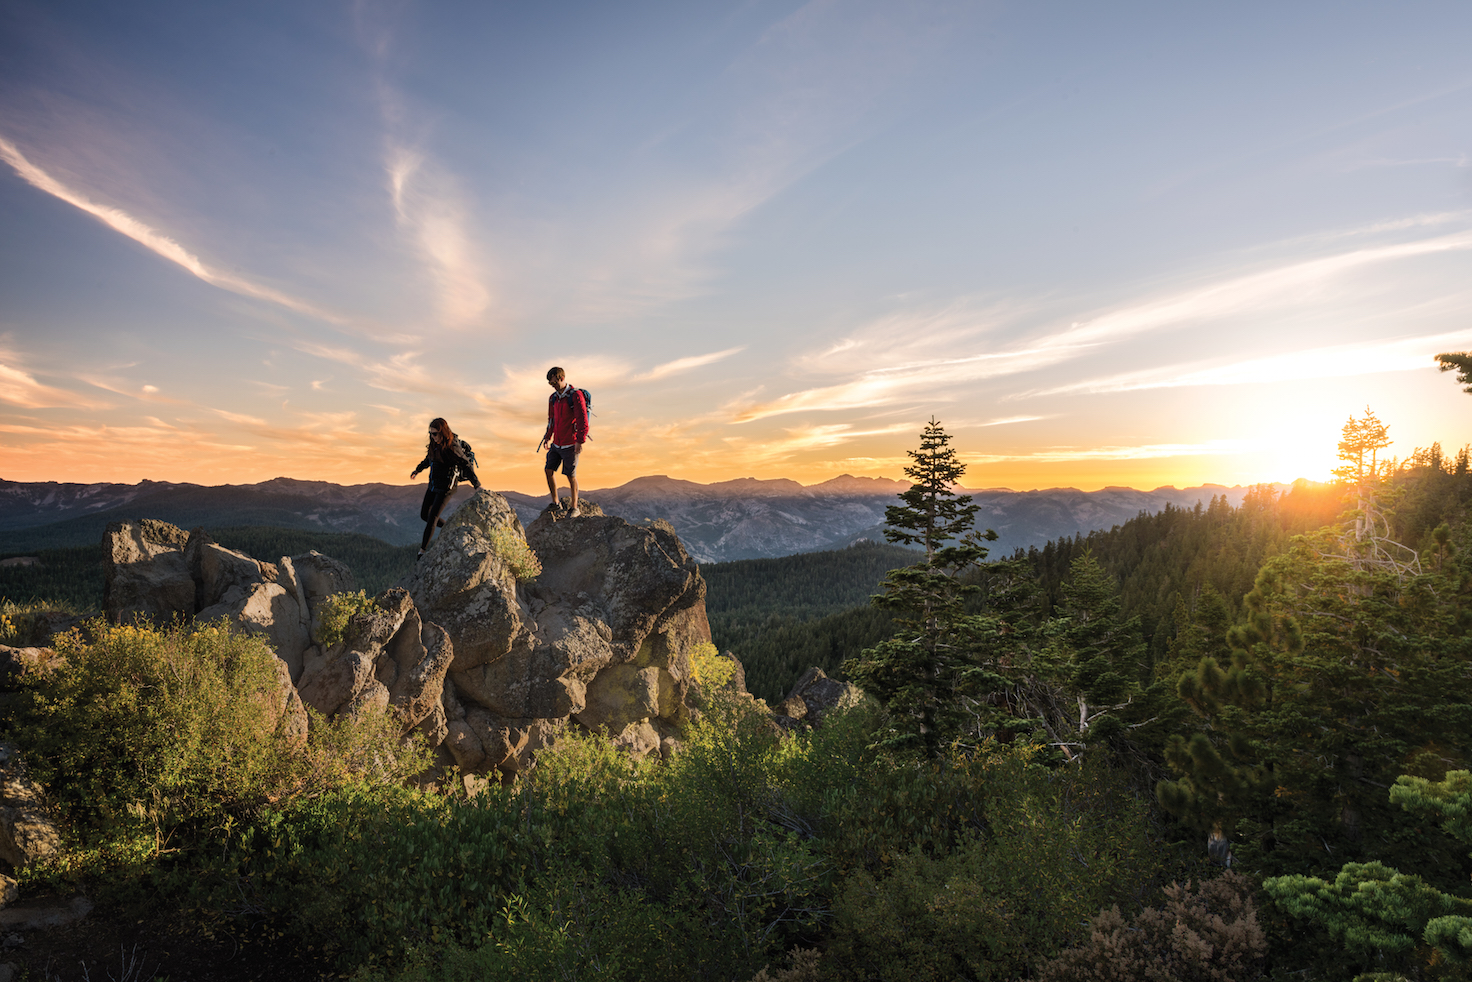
[427,417,456,450]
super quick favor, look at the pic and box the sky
[1,1,1470,495]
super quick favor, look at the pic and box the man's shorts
[545,445,579,477]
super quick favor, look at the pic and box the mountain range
[0,474,1274,562]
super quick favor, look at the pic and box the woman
[410,417,481,558]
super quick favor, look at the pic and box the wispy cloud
[635,347,745,381]
[965,440,1253,464]
[0,134,348,325]
[0,361,108,409]
[1032,328,1472,396]
[1045,228,1472,351]
[550,1,978,321]
[733,221,1472,422]
[721,421,916,465]
[212,408,269,426]
[1346,155,1470,171]
[730,344,1070,422]
[75,373,189,404]
[386,145,492,328]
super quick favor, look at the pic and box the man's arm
[539,394,555,450]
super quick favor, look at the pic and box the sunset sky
[2,1,1470,494]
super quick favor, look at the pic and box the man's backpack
[552,386,594,438]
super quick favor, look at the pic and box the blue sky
[2,0,1470,492]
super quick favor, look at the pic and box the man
[538,366,588,517]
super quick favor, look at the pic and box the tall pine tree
[843,418,997,756]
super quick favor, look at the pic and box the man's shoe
[567,505,581,518]
[436,518,445,528]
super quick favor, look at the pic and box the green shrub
[751,948,824,982]
[315,590,377,646]
[15,621,288,846]
[0,597,84,646]
[11,619,429,881]
[541,713,828,975]
[690,641,736,691]
[350,870,704,982]
[229,785,538,966]
[489,527,541,581]
[821,745,1163,982]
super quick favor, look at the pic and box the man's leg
[568,474,579,511]
[545,467,558,506]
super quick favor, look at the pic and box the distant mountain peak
[811,474,909,493]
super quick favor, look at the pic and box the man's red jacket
[546,387,589,446]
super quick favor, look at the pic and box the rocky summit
[98,490,745,779]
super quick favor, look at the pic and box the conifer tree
[1436,350,1472,394]
[843,418,998,756]
[1332,408,1420,574]
[1157,522,1472,873]
[1264,770,1472,972]
[1027,553,1149,755]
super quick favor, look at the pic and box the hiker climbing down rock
[537,366,589,518]
[410,416,480,558]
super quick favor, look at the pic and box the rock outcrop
[773,667,863,729]
[102,519,193,626]
[401,493,709,775]
[96,491,827,778]
[297,587,453,743]
[0,744,60,871]
[402,492,527,674]
[103,523,355,683]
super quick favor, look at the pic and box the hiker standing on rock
[537,366,588,518]
[410,417,480,559]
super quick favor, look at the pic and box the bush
[315,590,378,646]
[0,597,83,646]
[821,745,1162,982]
[325,707,832,979]
[1262,770,1472,979]
[11,619,428,880]
[690,641,736,691]
[1036,872,1267,982]
[228,784,545,967]
[489,527,541,580]
[751,948,823,982]
[348,869,704,982]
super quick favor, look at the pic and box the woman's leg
[421,489,449,550]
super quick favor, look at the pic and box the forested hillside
[0,526,415,610]
[1023,444,1469,654]
[711,441,1472,707]
[702,543,916,701]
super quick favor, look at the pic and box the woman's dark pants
[420,487,450,550]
